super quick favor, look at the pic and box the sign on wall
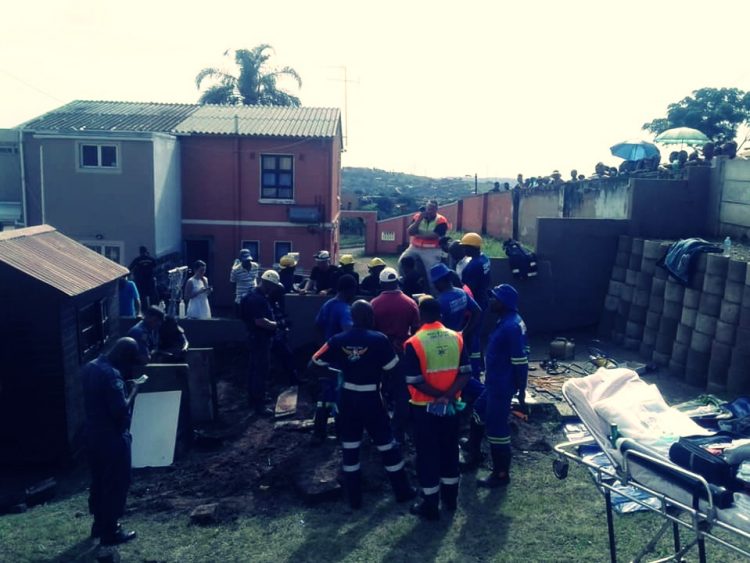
[381,231,396,241]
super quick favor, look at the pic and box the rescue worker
[403,297,471,520]
[82,337,143,546]
[463,284,529,487]
[460,233,493,380]
[360,257,386,295]
[127,305,164,364]
[278,254,298,293]
[430,263,480,334]
[301,250,339,295]
[311,274,358,444]
[311,300,415,509]
[240,270,284,416]
[331,254,360,292]
[398,201,451,292]
[371,267,420,445]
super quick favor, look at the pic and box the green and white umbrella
[654,127,710,146]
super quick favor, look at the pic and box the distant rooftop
[0,225,128,297]
[175,105,341,138]
[18,100,200,133]
[17,100,342,140]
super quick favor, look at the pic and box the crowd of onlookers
[507,140,743,192]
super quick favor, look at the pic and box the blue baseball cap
[429,263,453,283]
[488,284,518,310]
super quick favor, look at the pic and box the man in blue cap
[463,283,528,487]
[430,263,480,334]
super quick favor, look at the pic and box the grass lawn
[2,446,748,562]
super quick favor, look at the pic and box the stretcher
[553,368,750,562]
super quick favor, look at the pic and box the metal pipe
[18,127,27,226]
[39,144,45,224]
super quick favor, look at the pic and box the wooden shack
[0,225,128,465]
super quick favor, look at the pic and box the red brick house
[176,105,343,308]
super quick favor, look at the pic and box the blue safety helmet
[488,283,518,310]
[429,263,453,283]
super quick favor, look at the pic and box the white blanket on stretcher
[564,368,711,457]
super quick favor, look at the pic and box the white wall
[718,158,750,239]
[152,135,182,257]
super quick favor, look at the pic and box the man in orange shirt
[398,200,450,293]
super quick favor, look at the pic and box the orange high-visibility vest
[410,213,450,249]
[405,321,463,404]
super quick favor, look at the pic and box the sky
[3,1,750,179]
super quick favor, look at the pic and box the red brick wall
[460,195,485,234]
[440,202,459,231]
[486,192,513,240]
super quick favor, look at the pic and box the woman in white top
[185,260,212,319]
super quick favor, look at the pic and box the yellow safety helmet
[368,257,386,269]
[460,232,483,248]
[339,254,355,266]
[279,254,297,268]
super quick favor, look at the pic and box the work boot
[91,522,122,539]
[477,448,511,488]
[100,527,137,546]
[344,471,363,510]
[389,469,417,503]
[311,407,329,446]
[459,421,485,471]
[440,483,459,511]
[410,493,439,521]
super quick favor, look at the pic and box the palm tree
[195,44,302,106]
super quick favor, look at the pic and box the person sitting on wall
[278,254,299,293]
[360,257,387,296]
[331,254,360,293]
[723,141,738,159]
[398,200,450,293]
[301,251,339,295]
[550,170,564,186]
[570,169,578,182]
[590,162,607,179]
[514,173,524,189]
[702,142,715,163]
[153,316,189,363]
[503,182,510,191]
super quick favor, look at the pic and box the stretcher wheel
[553,459,569,479]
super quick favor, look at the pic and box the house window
[261,154,294,200]
[81,240,124,264]
[78,143,119,169]
[78,300,108,361]
[274,241,292,263]
[242,240,260,263]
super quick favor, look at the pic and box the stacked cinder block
[727,267,750,395]
[640,240,666,360]
[707,259,746,393]
[611,235,632,344]
[667,272,688,376]
[624,238,646,350]
[686,254,727,387]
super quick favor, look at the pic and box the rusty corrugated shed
[18,100,200,133]
[174,105,341,138]
[0,225,129,297]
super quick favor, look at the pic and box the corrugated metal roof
[174,105,341,138]
[18,100,200,133]
[0,225,128,297]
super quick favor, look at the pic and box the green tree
[643,87,750,144]
[196,45,302,106]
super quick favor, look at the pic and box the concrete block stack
[707,259,746,393]
[640,240,667,360]
[672,255,705,380]
[727,267,750,395]
[610,235,631,344]
[667,273,688,376]
[686,254,727,387]
[624,238,645,350]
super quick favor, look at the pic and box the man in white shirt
[230,249,259,315]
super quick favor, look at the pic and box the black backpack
[503,239,538,279]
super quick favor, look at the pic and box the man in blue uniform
[311,274,358,444]
[464,284,528,487]
[311,300,415,509]
[430,263,480,333]
[82,337,143,546]
[241,270,284,416]
[127,305,164,363]
[460,233,493,380]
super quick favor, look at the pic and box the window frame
[80,240,125,264]
[76,141,121,172]
[259,153,295,203]
[274,241,293,264]
[78,299,108,362]
[241,240,260,263]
